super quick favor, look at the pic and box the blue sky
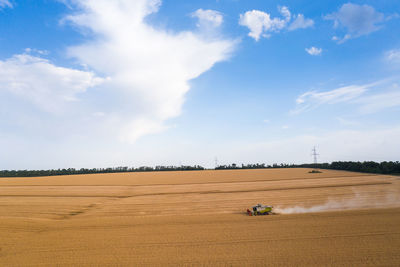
[1,0,400,169]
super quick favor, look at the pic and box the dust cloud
[275,191,400,214]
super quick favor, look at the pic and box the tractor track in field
[0,173,379,187]
[0,181,391,198]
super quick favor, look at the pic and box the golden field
[1,168,400,266]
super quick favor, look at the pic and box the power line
[311,146,319,164]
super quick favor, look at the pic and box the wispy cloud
[293,83,371,114]
[356,90,400,114]
[0,0,12,9]
[325,3,385,43]
[385,49,400,64]
[239,6,313,41]
[24,48,49,56]
[293,79,400,115]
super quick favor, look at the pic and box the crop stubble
[0,168,399,266]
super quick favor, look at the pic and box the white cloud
[0,0,235,144]
[325,3,385,43]
[24,48,49,56]
[332,34,351,44]
[239,6,313,41]
[239,10,286,41]
[296,84,369,104]
[305,46,322,56]
[0,53,104,113]
[0,0,12,9]
[386,49,400,63]
[279,6,291,22]
[293,80,400,115]
[288,14,314,30]
[192,9,223,28]
[293,83,374,114]
[57,0,235,142]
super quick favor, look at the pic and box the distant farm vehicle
[247,204,274,216]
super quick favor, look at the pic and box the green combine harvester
[247,204,274,216]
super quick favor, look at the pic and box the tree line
[216,161,400,174]
[1,161,399,178]
[0,165,205,178]
[216,163,294,169]
[299,161,400,174]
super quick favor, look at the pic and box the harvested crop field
[1,168,400,266]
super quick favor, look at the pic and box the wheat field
[1,168,400,266]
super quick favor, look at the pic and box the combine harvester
[247,204,275,216]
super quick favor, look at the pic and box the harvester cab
[247,204,273,216]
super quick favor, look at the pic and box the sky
[1,0,400,169]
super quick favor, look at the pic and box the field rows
[1,168,400,265]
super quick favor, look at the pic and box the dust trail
[275,191,400,214]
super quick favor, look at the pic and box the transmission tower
[311,146,319,164]
[214,157,219,169]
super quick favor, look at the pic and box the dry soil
[1,168,400,266]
